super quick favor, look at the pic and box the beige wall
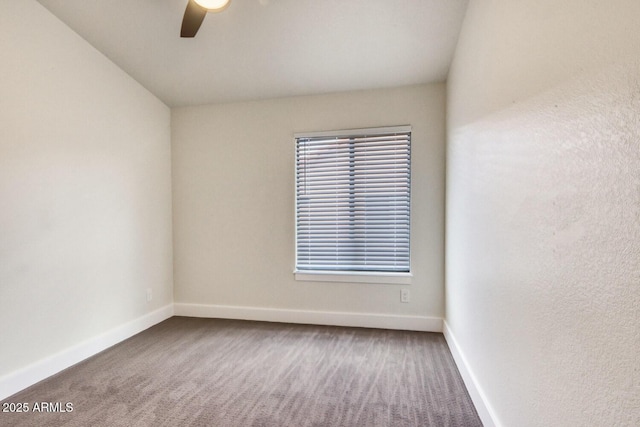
[172,84,445,320]
[446,0,640,425]
[0,1,173,377]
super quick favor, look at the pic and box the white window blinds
[295,126,411,273]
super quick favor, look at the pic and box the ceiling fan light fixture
[181,0,231,38]
[193,0,231,12]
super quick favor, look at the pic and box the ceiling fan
[181,0,231,38]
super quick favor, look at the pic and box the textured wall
[446,0,640,426]
[0,1,173,377]
[172,84,446,319]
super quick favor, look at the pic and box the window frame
[293,125,413,285]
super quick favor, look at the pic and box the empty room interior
[1,0,639,426]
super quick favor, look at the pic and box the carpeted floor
[1,317,482,426]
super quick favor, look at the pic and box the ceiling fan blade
[181,0,207,38]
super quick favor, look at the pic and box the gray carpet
[1,317,482,426]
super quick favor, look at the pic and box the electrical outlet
[146,288,153,303]
[400,288,410,303]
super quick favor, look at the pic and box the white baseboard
[174,303,442,332]
[443,321,500,427]
[0,304,174,401]
[0,303,440,401]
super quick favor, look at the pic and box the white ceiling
[37,0,469,107]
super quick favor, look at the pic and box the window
[295,126,411,281]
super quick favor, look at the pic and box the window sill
[294,270,412,285]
